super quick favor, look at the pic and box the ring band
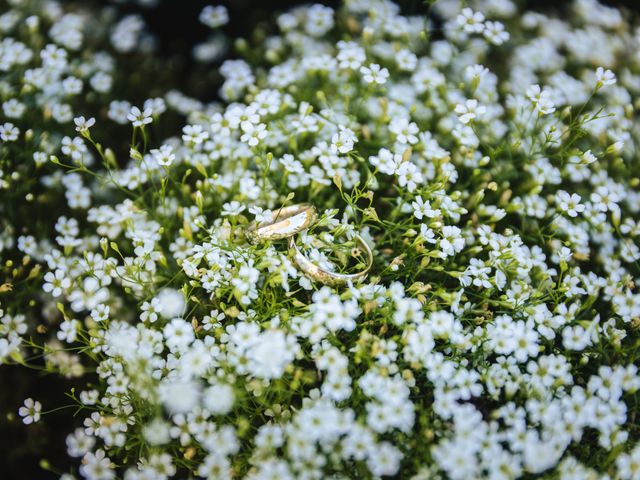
[246,203,317,244]
[288,234,373,287]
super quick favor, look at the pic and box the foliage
[1,0,640,479]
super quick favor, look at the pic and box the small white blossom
[455,99,486,124]
[199,5,229,28]
[74,116,96,134]
[127,106,153,127]
[360,63,389,85]
[595,67,616,88]
[18,398,42,425]
[456,7,485,34]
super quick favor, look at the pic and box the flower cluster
[1,0,640,479]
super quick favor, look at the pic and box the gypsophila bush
[1,0,640,478]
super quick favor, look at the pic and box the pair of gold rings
[246,203,373,287]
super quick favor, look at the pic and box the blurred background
[1,0,638,478]
[119,0,640,102]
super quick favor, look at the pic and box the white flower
[615,444,640,479]
[279,153,304,173]
[150,144,175,167]
[366,442,402,477]
[142,418,171,446]
[396,49,417,71]
[127,106,153,127]
[360,63,389,85]
[562,325,591,351]
[304,4,334,36]
[18,398,42,424]
[79,390,99,406]
[420,224,437,244]
[330,126,357,154]
[43,269,71,297]
[337,40,365,69]
[57,319,79,343]
[248,206,273,223]
[221,200,246,216]
[247,330,299,379]
[526,84,556,115]
[389,118,419,145]
[439,225,465,257]
[198,453,232,478]
[140,297,162,323]
[182,124,209,144]
[557,246,573,263]
[90,304,110,323]
[240,121,267,146]
[2,99,26,119]
[199,5,229,28]
[159,380,201,414]
[483,21,509,45]
[108,100,132,124]
[156,288,185,319]
[396,162,423,192]
[91,72,112,93]
[74,116,96,134]
[0,122,19,142]
[79,450,114,480]
[203,384,235,415]
[595,67,616,88]
[455,99,486,124]
[556,190,585,217]
[369,148,401,175]
[203,309,226,331]
[412,196,439,220]
[164,318,195,353]
[61,136,88,161]
[590,185,619,212]
[456,7,485,34]
[581,150,597,165]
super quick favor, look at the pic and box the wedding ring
[245,203,317,244]
[288,233,373,287]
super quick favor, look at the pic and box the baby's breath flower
[4,1,640,479]
[240,121,267,146]
[455,99,486,124]
[556,190,585,217]
[249,206,273,223]
[412,196,439,220]
[0,122,19,142]
[43,269,70,297]
[360,63,389,85]
[150,144,175,167]
[456,7,485,34]
[182,124,209,144]
[483,20,509,45]
[90,304,110,323]
[221,200,246,216]
[526,84,556,115]
[595,66,616,88]
[581,150,597,164]
[127,105,153,127]
[18,398,42,424]
[199,5,229,29]
[74,116,95,134]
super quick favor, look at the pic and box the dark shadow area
[0,366,84,479]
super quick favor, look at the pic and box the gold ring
[246,203,317,244]
[288,233,373,287]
